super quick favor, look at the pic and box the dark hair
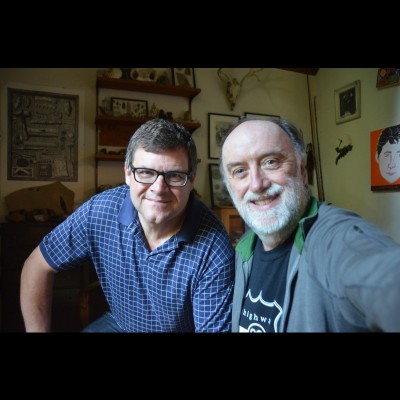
[377,125,400,157]
[125,119,198,176]
[219,116,306,163]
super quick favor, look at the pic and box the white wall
[0,67,313,220]
[315,68,400,242]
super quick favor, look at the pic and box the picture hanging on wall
[376,68,400,89]
[7,87,79,182]
[334,80,361,124]
[208,112,240,159]
[172,68,196,88]
[209,163,233,207]
[370,123,400,191]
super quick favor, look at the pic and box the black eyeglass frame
[129,165,192,187]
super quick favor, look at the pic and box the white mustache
[243,183,283,202]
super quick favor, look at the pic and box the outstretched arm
[20,246,57,332]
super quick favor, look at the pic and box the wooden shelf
[97,77,201,101]
[96,153,202,164]
[96,114,151,125]
[95,153,125,161]
[96,114,200,131]
[95,115,201,146]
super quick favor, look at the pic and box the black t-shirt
[239,235,293,332]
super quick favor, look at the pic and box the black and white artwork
[8,88,79,181]
[334,80,361,124]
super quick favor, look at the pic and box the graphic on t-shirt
[239,289,283,333]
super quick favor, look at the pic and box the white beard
[226,177,310,242]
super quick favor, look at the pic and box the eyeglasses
[130,165,191,187]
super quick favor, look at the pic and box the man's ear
[124,164,131,185]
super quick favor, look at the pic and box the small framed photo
[244,112,280,121]
[172,68,196,88]
[110,97,148,118]
[209,163,233,208]
[208,112,240,159]
[334,80,361,124]
[376,68,400,89]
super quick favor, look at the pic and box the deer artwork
[217,68,264,110]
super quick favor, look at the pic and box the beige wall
[4,67,398,244]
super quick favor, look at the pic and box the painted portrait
[370,124,400,191]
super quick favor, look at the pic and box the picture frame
[244,112,280,121]
[110,97,148,118]
[172,68,196,88]
[334,80,361,124]
[208,112,240,159]
[209,163,233,207]
[376,68,400,89]
[370,124,400,191]
[7,87,79,182]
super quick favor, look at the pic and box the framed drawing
[111,97,148,117]
[376,68,400,89]
[370,124,400,191]
[208,112,240,159]
[244,112,280,121]
[7,87,79,182]
[209,163,233,207]
[172,68,196,88]
[334,80,361,124]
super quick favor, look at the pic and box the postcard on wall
[370,123,400,191]
[7,87,79,181]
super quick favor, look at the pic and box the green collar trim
[294,197,319,253]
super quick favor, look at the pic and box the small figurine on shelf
[104,68,123,79]
[158,109,167,119]
[101,98,112,115]
[149,103,159,118]
[130,68,157,81]
[130,68,140,80]
[156,70,171,85]
[120,68,131,80]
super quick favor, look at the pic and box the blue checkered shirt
[40,185,235,332]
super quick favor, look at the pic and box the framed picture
[376,68,400,89]
[110,97,148,118]
[334,80,361,124]
[172,68,196,88]
[370,124,400,191]
[7,87,79,182]
[208,112,240,159]
[244,112,280,121]
[209,163,233,207]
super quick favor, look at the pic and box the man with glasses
[20,119,235,332]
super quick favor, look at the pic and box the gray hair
[125,119,198,177]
